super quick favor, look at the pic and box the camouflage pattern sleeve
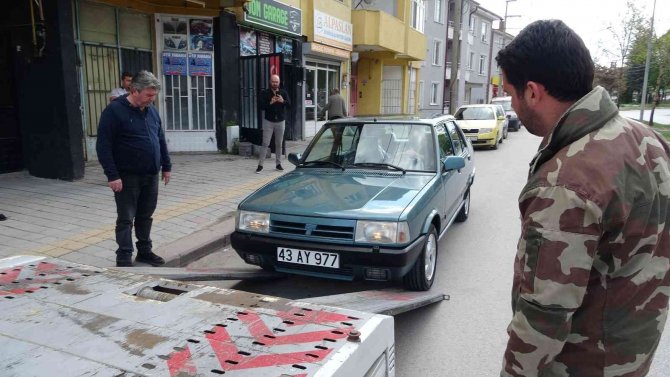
[501,184,602,376]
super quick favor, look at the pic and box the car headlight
[479,128,493,133]
[237,210,270,233]
[355,221,410,244]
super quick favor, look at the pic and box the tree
[649,30,670,126]
[601,0,645,102]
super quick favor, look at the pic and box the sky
[473,0,670,65]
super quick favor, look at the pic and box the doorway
[304,61,340,138]
[0,32,22,173]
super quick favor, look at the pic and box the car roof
[456,104,498,109]
[327,114,455,125]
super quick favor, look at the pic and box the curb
[157,216,236,267]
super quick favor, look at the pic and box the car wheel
[492,133,499,150]
[403,225,437,291]
[455,189,470,222]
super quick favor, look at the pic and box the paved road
[190,126,670,376]
[620,108,670,124]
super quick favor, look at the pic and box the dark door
[0,32,22,173]
[240,53,298,147]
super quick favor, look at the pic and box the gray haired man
[96,70,172,267]
[256,74,290,173]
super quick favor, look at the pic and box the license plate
[277,247,340,268]
[468,136,478,141]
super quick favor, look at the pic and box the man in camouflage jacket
[496,20,670,376]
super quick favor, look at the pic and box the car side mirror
[288,153,302,166]
[443,156,465,171]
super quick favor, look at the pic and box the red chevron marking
[0,267,23,284]
[167,345,197,377]
[206,326,333,371]
[238,311,351,345]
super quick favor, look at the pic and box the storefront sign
[258,32,274,55]
[310,43,350,59]
[162,52,187,75]
[314,10,352,51]
[275,37,293,62]
[190,19,213,51]
[244,0,302,36]
[240,28,257,56]
[188,53,213,76]
[163,17,188,50]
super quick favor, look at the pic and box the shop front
[303,8,352,138]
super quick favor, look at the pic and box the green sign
[244,0,302,36]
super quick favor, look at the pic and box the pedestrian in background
[496,20,670,376]
[108,71,133,102]
[96,70,172,268]
[325,87,347,120]
[256,74,290,173]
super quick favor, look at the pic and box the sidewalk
[0,139,311,268]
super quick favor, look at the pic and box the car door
[435,122,466,224]
[445,120,472,210]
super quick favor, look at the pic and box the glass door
[305,67,317,137]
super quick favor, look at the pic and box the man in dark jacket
[325,88,347,120]
[96,70,172,267]
[256,74,290,173]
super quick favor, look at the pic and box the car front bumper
[231,231,426,281]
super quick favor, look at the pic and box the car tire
[403,225,438,291]
[492,133,500,150]
[455,189,470,222]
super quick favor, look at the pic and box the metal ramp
[114,265,448,316]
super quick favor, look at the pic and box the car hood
[239,170,434,220]
[455,119,497,129]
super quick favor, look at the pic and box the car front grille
[271,220,355,240]
[275,261,355,279]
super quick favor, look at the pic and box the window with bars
[78,1,153,137]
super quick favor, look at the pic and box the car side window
[435,123,454,159]
[446,121,465,155]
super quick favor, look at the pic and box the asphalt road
[190,126,670,376]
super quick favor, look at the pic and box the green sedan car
[231,115,475,290]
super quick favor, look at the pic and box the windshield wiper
[352,162,406,174]
[301,160,345,170]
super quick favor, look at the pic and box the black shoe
[136,251,165,267]
[276,164,284,171]
[255,165,263,174]
[116,255,134,267]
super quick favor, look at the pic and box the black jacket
[260,88,290,122]
[96,96,171,181]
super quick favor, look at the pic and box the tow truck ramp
[0,256,446,376]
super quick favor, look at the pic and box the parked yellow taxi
[453,104,507,150]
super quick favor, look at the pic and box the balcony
[352,10,425,61]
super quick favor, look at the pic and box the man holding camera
[256,74,290,173]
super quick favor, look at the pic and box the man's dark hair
[121,71,133,79]
[496,20,594,102]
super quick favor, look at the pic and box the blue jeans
[114,174,159,257]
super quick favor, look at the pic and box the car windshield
[454,107,495,120]
[302,123,437,172]
[493,100,512,111]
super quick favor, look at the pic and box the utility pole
[448,0,462,114]
[639,0,656,122]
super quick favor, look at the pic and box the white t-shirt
[109,87,128,99]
